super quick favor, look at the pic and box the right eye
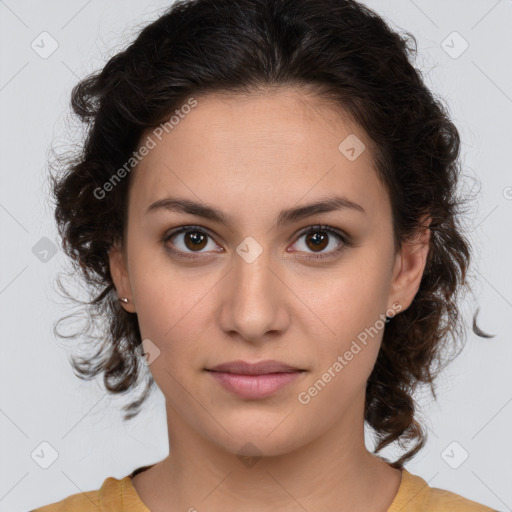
[163,226,224,260]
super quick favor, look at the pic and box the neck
[132,397,402,512]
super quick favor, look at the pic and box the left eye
[290,225,346,257]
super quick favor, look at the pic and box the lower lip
[207,371,303,399]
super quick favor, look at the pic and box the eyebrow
[145,194,366,228]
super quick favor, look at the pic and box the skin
[109,86,431,512]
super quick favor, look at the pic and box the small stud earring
[119,297,129,304]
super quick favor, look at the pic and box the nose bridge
[233,237,276,308]
[220,236,288,340]
[236,244,272,290]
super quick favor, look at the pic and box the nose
[217,247,290,344]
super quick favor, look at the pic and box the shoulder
[30,475,136,512]
[388,469,498,512]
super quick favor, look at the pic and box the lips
[206,359,304,375]
[205,360,306,399]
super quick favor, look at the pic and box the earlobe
[108,243,136,313]
[389,216,431,313]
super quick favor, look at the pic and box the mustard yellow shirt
[31,468,498,511]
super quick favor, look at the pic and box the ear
[108,242,136,313]
[388,215,431,313]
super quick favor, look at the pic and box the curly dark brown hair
[49,0,493,468]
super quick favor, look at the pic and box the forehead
[128,87,390,223]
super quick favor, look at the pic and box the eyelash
[162,224,352,261]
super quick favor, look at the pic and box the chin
[204,413,311,459]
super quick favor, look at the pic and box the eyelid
[293,224,348,244]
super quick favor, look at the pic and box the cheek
[128,244,195,335]
[300,261,388,343]
[294,256,390,390]
[128,275,180,362]
[129,257,214,377]
[295,274,387,420]
[134,287,205,361]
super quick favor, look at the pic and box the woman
[32,0,498,510]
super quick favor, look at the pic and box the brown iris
[305,231,329,252]
[184,231,208,251]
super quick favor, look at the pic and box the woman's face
[109,87,428,457]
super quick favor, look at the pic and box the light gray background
[1,1,511,510]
